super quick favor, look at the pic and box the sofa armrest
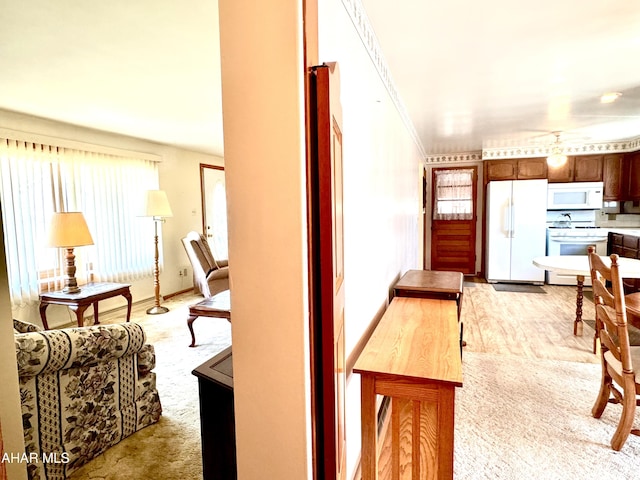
[13,319,42,334]
[16,322,147,378]
[137,344,156,376]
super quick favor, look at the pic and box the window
[0,137,160,307]
[433,168,474,221]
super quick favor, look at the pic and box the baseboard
[164,288,194,300]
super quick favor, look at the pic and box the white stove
[545,210,607,285]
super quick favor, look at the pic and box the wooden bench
[187,290,231,347]
[354,297,463,479]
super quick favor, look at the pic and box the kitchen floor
[461,277,599,364]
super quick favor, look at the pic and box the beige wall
[0,217,26,480]
[219,0,312,478]
[0,109,223,328]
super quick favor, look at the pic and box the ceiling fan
[546,132,568,168]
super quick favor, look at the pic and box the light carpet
[69,295,640,480]
[69,294,232,480]
[456,351,640,480]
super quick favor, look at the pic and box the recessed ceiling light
[600,92,622,104]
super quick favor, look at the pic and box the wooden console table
[354,297,463,480]
[39,282,132,329]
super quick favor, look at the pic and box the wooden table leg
[93,301,100,325]
[39,303,50,330]
[188,314,198,347]
[360,374,378,480]
[123,290,133,322]
[574,275,584,336]
[69,305,90,327]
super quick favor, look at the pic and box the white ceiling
[361,0,640,155]
[1,0,639,158]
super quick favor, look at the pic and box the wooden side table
[187,290,231,347]
[39,282,132,329]
[393,270,464,319]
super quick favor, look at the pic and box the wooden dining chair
[588,245,640,451]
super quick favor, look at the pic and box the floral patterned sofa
[14,319,162,480]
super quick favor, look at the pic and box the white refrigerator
[486,179,548,284]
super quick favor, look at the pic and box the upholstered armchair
[13,319,161,479]
[181,231,230,298]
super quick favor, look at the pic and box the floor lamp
[46,212,94,293]
[141,190,173,314]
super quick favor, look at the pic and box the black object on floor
[492,284,546,294]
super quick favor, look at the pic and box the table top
[190,290,231,313]
[40,282,131,300]
[353,297,462,386]
[533,255,640,278]
[394,269,463,294]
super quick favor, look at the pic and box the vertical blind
[0,138,160,307]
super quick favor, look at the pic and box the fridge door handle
[511,202,516,238]
[503,203,510,237]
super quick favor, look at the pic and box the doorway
[430,166,477,274]
[200,164,228,261]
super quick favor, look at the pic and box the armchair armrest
[207,266,229,281]
[16,322,147,378]
[216,259,229,268]
[13,319,42,333]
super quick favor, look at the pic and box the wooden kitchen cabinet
[548,155,603,182]
[627,151,640,200]
[484,159,516,182]
[574,155,603,182]
[484,158,547,183]
[547,156,575,182]
[603,154,624,200]
[517,157,547,179]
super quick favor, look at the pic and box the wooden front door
[430,166,477,274]
[307,62,346,480]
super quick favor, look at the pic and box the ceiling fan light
[547,152,567,168]
[600,92,622,104]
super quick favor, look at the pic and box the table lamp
[141,190,173,314]
[46,212,94,293]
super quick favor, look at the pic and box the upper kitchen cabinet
[627,151,640,200]
[574,155,603,182]
[516,157,547,179]
[547,155,603,183]
[602,152,640,201]
[484,159,516,182]
[603,154,624,200]
[484,158,547,183]
[547,156,574,182]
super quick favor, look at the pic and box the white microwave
[547,182,604,210]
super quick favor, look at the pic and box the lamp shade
[141,190,173,217]
[46,212,94,248]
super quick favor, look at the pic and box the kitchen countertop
[605,228,640,237]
